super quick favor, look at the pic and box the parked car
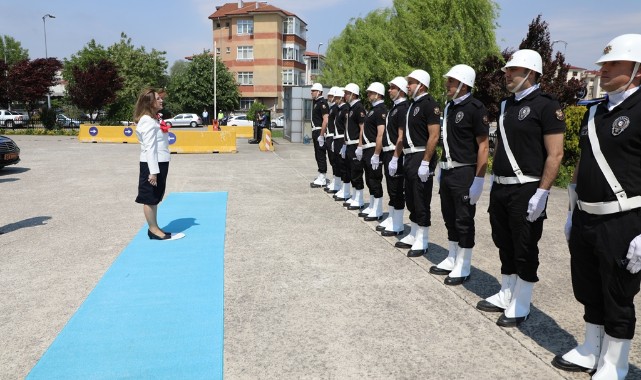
[0,110,25,128]
[227,114,253,127]
[165,113,203,128]
[56,114,82,127]
[0,135,20,169]
[271,115,285,128]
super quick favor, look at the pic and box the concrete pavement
[0,135,639,379]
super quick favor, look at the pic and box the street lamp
[552,39,568,54]
[42,13,55,109]
[316,42,323,79]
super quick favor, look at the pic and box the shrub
[563,105,586,168]
[40,107,57,130]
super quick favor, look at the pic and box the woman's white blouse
[135,115,170,174]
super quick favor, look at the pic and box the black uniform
[382,98,409,210]
[334,102,350,184]
[312,96,329,174]
[346,100,367,190]
[326,102,338,177]
[439,94,489,248]
[489,87,565,282]
[403,93,441,227]
[362,101,387,198]
[569,90,641,339]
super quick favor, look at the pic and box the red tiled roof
[304,51,324,58]
[209,2,303,23]
[568,65,587,70]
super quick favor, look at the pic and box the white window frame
[237,19,254,35]
[237,46,253,61]
[237,72,254,85]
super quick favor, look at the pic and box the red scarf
[157,113,170,133]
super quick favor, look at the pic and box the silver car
[165,113,203,128]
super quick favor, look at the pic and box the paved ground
[0,135,639,379]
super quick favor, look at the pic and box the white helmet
[443,64,476,88]
[344,83,360,96]
[388,76,408,94]
[366,82,385,96]
[502,49,542,74]
[596,34,641,65]
[334,88,345,98]
[407,69,430,88]
[311,83,323,92]
[328,86,339,97]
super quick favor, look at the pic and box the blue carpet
[28,192,227,380]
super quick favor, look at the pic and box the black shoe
[496,313,528,327]
[381,229,403,236]
[375,225,387,231]
[310,182,323,188]
[358,211,369,217]
[551,355,596,374]
[335,197,349,202]
[429,266,451,275]
[444,275,470,286]
[407,248,427,257]
[148,229,171,240]
[395,241,413,248]
[476,300,505,313]
[342,201,351,207]
[364,215,382,221]
[347,204,364,210]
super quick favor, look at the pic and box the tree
[320,0,500,104]
[67,59,123,121]
[8,58,62,114]
[166,51,239,115]
[0,36,29,67]
[474,49,512,121]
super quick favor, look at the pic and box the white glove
[489,174,494,192]
[568,184,577,211]
[317,135,325,147]
[371,154,380,170]
[355,146,363,161]
[626,235,641,274]
[330,142,334,152]
[526,188,550,222]
[389,156,398,176]
[418,160,430,182]
[436,166,442,184]
[340,144,346,159]
[564,211,573,243]
[468,176,485,205]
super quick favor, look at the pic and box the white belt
[333,134,344,139]
[493,175,540,185]
[439,161,475,170]
[577,196,641,215]
[326,133,334,138]
[312,127,321,131]
[403,147,425,154]
[383,145,395,152]
[346,139,359,145]
[362,142,376,149]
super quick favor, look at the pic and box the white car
[227,114,253,127]
[165,113,203,128]
[271,115,285,128]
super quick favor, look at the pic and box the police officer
[379,77,409,236]
[324,87,343,194]
[310,83,329,188]
[430,64,489,286]
[475,49,565,327]
[358,82,387,221]
[343,83,367,210]
[552,34,641,380]
[396,70,441,257]
[333,88,352,201]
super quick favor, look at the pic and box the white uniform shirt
[136,114,170,174]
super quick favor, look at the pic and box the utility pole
[42,13,55,109]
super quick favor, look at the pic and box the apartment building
[209,1,308,111]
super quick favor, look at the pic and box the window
[237,72,254,85]
[237,20,254,35]
[283,17,295,35]
[216,47,221,55]
[240,98,254,110]
[282,69,304,86]
[237,46,253,60]
[226,47,231,54]
[283,17,306,39]
[282,43,303,63]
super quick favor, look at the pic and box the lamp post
[552,39,568,55]
[317,42,323,73]
[42,13,55,109]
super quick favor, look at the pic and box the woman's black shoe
[148,229,171,240]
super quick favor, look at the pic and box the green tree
[166,51,239,115]
[67,59,123,122]
[0,36,29,67]
[62,40,110,87]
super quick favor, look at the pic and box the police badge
[455,111,464,123]
[434,107,441,116]
[555,109,565,121]
[518,106,531,120]
[413,107,420,116]
[612,116,630,136]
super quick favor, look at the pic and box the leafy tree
[474,49,512,121]
[67,59,123,122]
[166,51,239,114]
[8,58,62,114]
[0,36,29,67]
[247,101,267,121]
[62,40,110,87]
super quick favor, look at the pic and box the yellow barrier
[78,125,237,153]
[259,128,274,152]
[220,125,253,138]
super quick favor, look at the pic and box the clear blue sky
[4,0,640,71]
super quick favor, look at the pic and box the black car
[0,135,20,169]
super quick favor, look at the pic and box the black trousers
[362,147,383,198]
[381,151,405,210]
[326,136,337,176]
[312,129,327,174]
[488,182,544,282]
[569,208,641,339]
[403,152,433,227]
[332,138,347,182]
[439,166,477,248]
[346,144,364,190]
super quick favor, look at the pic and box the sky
[3,0,640,72]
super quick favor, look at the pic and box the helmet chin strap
[509,70,531,93]
[451,82,464,100]
[609,61,641,95]
[411,83,423,99]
